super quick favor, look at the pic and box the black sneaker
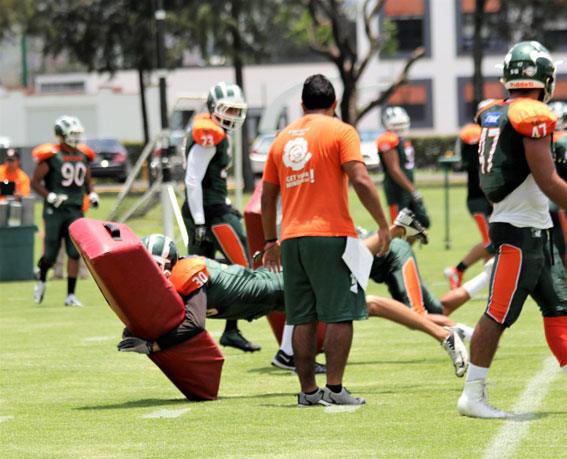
[292,361,327,375]
[219,329,261,352]
[271,350,295,370]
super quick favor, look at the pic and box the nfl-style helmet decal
[501,41,556,103]
[206,82,248,131]
[54,116,84,148]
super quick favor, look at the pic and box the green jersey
[32,143,94,207]
[376,131,415,204]
[553,131,567,180]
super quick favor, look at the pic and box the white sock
[280,324,294,356]
[466,363,489,383]
[463,270,490,297]
[456,323,474,342]
[562,365,567,377]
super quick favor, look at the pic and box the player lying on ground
[118,212,473,377]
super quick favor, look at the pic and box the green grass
[1,176,565,458]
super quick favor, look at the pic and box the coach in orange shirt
[0,148,30,200]
[261,74,391,407]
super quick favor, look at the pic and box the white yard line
[483,357,559,459]
[141,408,190,419]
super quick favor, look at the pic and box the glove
[46,192,68,208]
[88,192,100,208]
[194,224,207,247]
[117,337,153,354]
[411,190,423,205]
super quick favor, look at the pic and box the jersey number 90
[61,162,87,187]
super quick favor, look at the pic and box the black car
[87,137,131,182]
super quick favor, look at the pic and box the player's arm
[343,160,391,256]
[184,143,216,225]
[30,162,50,198]
[260,180,281,271]
[381,148,417,193]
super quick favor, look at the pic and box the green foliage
[380,19,399,57]
[0,0,34,40]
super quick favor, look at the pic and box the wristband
[264,238,278,244]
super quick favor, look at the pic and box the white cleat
[64,294,83,307]
[458,380,513,418]
[34,278,47,304]
[441,329,469,377]
[448,323,474,343]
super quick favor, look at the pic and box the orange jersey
[0,166,30,198]
[263,114,363,241]
[191,114,226,147]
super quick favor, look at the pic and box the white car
[249,132,277,175]
[358,130,382,172]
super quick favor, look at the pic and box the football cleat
[292,361,327,375]
[319,387,366,406]
[271,350,295,370]
[34,280,47,304]
[441,330,469,377]
[64,294,83,307]
[458,380,513,418]
[444,266,463,290]
[220,329,261,352]
[394,208,429,244]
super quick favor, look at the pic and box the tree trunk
[472,0,486,113]
[340,73,358,127]
[231,0,254,192]
[138,67,149,146]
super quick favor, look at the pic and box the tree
[284,0,425,126]
[26,0,187,145]
[0,0,34,41]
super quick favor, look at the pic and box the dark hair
[302,74,336,110]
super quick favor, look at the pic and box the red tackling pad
[243,182,326,352]
[69,218,224,400]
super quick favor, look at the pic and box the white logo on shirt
[283,137,312,171]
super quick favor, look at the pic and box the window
[380,0,430,58]
[455,0,507,56]
[385,79,433,128]
[38,81,86,93]
[457,77,507,126]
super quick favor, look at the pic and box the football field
[1,180,565,458]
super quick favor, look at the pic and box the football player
[181,81,260,352]
[444,100,497,289]
[376,106,430,239]
[31,116,99,307]
[549,100,567,268]
[458,41,567,419]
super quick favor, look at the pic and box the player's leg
[63,208,84,307]
[34,208,64,303]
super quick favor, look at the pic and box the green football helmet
[206,82,247,131]
[382,106,410,135]
[141,234,179,273]
[549,101,567,131]
[54,115,84,148]
[501,41,556,103]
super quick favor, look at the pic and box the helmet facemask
[141,234,179,278]
[382,106,411,137]
[55,116,85,148]
[207,82,248,131]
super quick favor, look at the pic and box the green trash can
[0,224,37,281]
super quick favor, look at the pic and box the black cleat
[220,329,262,352]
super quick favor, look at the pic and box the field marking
[83,336,114,343]
[0,416,14,423]
[142,408,190,419]
[483,357,559,459]
[323,405,362,413]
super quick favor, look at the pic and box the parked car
[87,137,131,182]
[358,129,382,172]
[249,131,277,175]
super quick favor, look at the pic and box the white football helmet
[382,106,410,136]
[54,116,84,148]
[549,100,567,131]
[206,82,248,131]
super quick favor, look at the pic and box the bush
[409,135,459,169]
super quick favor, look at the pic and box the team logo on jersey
[283,137,311,171]
[484,113,502,126]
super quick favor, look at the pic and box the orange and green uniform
[476,98,567,328]
[263,114,367,324]
[0,166,30,199]
[33,143,95,262]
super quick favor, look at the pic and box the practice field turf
[1,178,565,458]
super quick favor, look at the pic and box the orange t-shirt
[262,114,363,241]
[0,166,30,199]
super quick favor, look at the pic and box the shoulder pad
[169,257,209,296]
[376,132,400,152]
[191,116,226,147]
[32,143,60,163]
[459,123,482,145]
[77,144,96,162]
[475,99,501,122]
[509,98,556,138]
